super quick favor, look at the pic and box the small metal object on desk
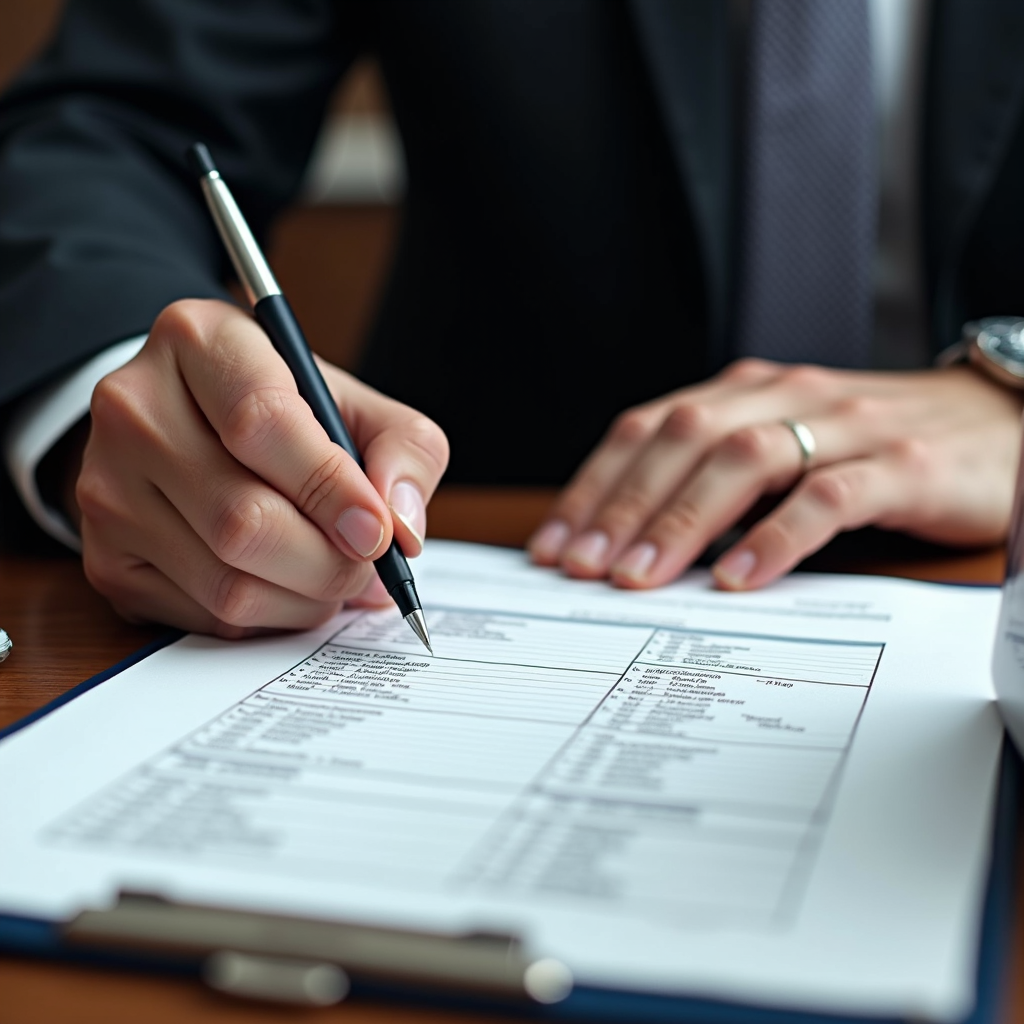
[0,629,11,663]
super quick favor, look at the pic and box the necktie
[734,0,876,367]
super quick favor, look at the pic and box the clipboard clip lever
[63,891,573,1008]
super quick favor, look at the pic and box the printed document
[0,541,1003,1020]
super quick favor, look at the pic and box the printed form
[0,542,1003,1020]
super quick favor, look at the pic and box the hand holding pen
[68,164,448,639]
[186,143,433,650]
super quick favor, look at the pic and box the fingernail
[612,541,658,582]
[389,480,426,552]
[713,548,757,588]
[336,506,385,557]
[563,530,610,571]
[529,520,571,561]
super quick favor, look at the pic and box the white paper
[0,541,1003,1020]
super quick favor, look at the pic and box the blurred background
[1,0,404,372]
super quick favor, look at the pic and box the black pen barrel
[378,557,421,616]
[254,294,360,463]
[253,294,417,599]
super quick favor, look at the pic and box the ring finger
[531,362,788,565]
[560,392,828,579]
[711,451,914,591]
[608,413,874,589]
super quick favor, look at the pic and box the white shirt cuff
[3,335,147,551]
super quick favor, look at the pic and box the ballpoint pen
[186,142,431,653]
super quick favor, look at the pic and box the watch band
[934,340,970,368]
[935,318,1024,390]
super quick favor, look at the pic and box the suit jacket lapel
[924,0,1024,345]
[629,0,734,366]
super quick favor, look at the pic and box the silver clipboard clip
[63,891,573,1008]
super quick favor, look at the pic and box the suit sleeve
[0,0,365,411]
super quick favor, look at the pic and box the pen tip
[405,609,432,654]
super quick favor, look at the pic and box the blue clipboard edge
[0,628,1017,1024]
[0,629,184,744]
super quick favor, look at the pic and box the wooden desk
[1,487,1020,1023]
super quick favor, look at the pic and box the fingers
[319,360,450,559]
[605,399,896,588]
[532,362,802,569]
[529,402,669,563]
[711,452,915,591]
[527,359,795,568]
[605,420,811,588]
[78,297,447,636]
[87,554,253,638]
[542,383,841,581]
[86,558,286,640]
[160,301,393,562]
[135,380,371,605]
[80,470,355,635]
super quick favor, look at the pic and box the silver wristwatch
[937,317,1024,388]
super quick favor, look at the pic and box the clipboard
[0,625,1019,1023]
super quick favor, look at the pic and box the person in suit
[0,0,1022,635]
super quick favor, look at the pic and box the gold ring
[781,419,816,467]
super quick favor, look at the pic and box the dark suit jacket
[1,0,1023,493]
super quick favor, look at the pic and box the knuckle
[89,367,167,455]
[223,385,296,453]
[150,298,213,352]
[556,480,603,526]
[211,491,284,565]
[75,465,118,525]
[720,424,774,464]
[782,363,833,394]
[723,357,775,382]
[81,550,146,625]
[890,437,933,474]
[81,547,120,599]
[297,450,350,519]
[608,408,655,447]
[835,395,882,421]
[654,497,703,539]
[660,403,711,443]
[89,371,137,431]
[803,469,856,514]
[208,566,264,626]
[403,413,450,477]
[595,488,655,534]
